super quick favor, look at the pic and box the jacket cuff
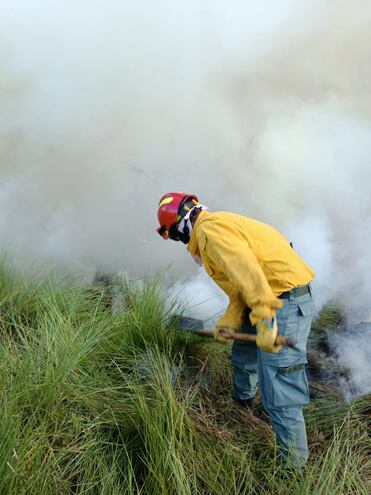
[249,305,280,325]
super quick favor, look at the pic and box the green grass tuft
[0,262,369,494]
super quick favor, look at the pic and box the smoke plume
[1,3,371,342]
[329,324,371,400]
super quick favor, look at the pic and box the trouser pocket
[268,364,310,408]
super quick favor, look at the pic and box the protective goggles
[156,223,182,241]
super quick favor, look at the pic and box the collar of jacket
[187,210,210,255]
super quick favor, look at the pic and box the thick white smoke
[329,324,371,400]
[1,1,315,277]
[167,269,227,325]
[1,1,371,390]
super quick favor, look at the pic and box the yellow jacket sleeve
[200,218,283,325]
[207,271,246,329]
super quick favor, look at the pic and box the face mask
[168,224,191,244]
[175,204,208,244]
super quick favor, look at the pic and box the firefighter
[156,192,315,468]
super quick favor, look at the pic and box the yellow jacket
[187,211,315,328]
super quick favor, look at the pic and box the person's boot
[232,397,269,422]
[232,397,256,411]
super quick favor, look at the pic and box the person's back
[192,210,314,296]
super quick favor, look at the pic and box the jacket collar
[187,210,209,255]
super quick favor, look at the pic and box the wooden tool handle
[234,333,296,348]
[193,329,296,348]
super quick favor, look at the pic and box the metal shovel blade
[176,315,204,331]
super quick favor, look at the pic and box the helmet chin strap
[176,204,208,244]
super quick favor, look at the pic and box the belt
[279,284,310,299]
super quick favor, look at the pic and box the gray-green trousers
[231,287,315,466]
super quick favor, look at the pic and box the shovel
[176,316,296,348]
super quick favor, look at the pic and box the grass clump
[0,263,370,494]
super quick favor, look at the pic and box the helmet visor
[156,225,169,239]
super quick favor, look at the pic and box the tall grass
[0,263,369,494]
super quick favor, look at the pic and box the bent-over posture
[156,192,315,467]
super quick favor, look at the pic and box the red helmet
[156,192,199,239]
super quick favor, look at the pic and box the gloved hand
[214,326,236,344]
[256,317,282,353]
